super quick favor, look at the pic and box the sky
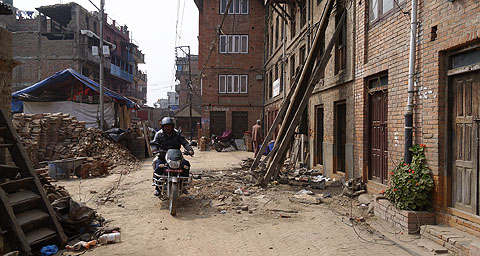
[15,0,199,107]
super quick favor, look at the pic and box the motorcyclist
[151,117,194,196]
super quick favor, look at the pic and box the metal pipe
[405,0,418,163]
[99,0,105,130]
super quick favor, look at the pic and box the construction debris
[342,177,366,197]
[12,113,138,177]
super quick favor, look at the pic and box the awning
[12,68,138,112]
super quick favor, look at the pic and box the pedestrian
[252,120,263,157]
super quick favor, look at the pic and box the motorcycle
[152,148,192,215]
[211,130,238,152]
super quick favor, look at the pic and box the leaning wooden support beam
[261,0,335,185]
[249,72,302,173]
[262,11,347,187]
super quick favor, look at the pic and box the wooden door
[369,91,388,184]
[315,106,324,165]
[210,111,226,137]
[451,72,479,214]
[232,111,248,139]
[334,101,346,173]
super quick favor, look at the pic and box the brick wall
[0,27,14,110]
[355,0,480,233]
[197,0,265,137]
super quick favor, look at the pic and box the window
[218,75,248,93]
[290,6,296,39]
[300,45,306,65]
[220,0,249,14]
[270,26,273,55]
[369,0,405,22]
[219,35,248,53]
[290,54,296,82]
[335,7,347,74]
[300,3,307,28]
[269,70,273,98]
[275,16,279,49]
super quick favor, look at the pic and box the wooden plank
[25,227,56,245]
[0,164,22,179]
[16,209,50,233]
[1,177,34,193]
[142,122,153,157]
[0,188,31,254]
[250,69,301,172]
[263,9,346,186]
[0,144,13,149]
[0,109,68,246]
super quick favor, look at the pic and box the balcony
[125,88,146,102]
[134,69,147,82]
[131,47,145,64]
[81,45,111,70]
[110,64,133,82]
[123,52,134,63]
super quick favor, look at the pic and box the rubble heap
[12,113,137,170]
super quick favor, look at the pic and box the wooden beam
[262,8,346,187]
[0,164,22,179]
[250,71,302,172]
[270,3,291,21]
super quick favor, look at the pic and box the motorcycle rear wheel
[169,183,178,215]
[214,143,223,152]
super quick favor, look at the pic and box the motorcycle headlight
[166,159,182,169]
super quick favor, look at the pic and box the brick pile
[12,113,138,174]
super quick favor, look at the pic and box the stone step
[421,225,480,256]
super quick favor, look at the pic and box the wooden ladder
[0,110,67,255]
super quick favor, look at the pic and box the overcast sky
[15,0,199,107]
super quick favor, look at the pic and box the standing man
[252,120,263,157]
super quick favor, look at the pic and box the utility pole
[99,0,105,130]
[175,46,194,141]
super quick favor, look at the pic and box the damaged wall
[0,27,15,109]
[12,31,77,91]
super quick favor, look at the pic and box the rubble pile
[12,113,137,172]
[13,113,86,165]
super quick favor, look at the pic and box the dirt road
[57,150,434,256]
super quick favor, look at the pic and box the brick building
[264,0,355,180]
[0,2,147,104]
[354,0,480,236]
[194,0,265,139]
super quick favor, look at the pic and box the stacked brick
[12,113,137,171]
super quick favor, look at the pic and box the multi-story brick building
[194,0,265,139]
[0,2,147,104]
[264,0,355,180]
[0,2,15,110]
[354,0,480,236]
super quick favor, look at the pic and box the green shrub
[385,144,434,211]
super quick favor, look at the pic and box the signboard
[272,78,280,97]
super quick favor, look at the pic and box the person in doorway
[151,117,194,196]
[252,120,263,157]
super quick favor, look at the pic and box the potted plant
[374,144,436,233]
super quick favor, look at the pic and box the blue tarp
[11,69,138,112]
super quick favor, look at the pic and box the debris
[292,194,322,204]
[220,210,227,214]
[280,214,292,218]
[234,188,244,195]
[65,240,97,251]
[236,210,242,214]
[241,205,249,211]
[98,232,121,245]
[342,177,366,197]
[322,192,332,198]
[40,245,58,256]
[51,197,96,237]
[267,209,299,214]
[357,193,373,205]
[296,189,314,195]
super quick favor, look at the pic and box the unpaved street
[57,150,434,256]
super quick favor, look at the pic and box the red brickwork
[197,0,265,137]
[355,0,480,234]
